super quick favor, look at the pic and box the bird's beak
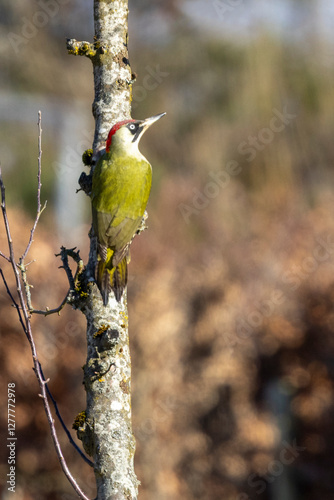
[133,112,166,143]
[141,112,166,131]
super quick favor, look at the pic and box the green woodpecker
[91,112,166,305]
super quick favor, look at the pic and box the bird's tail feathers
[96,249,128,305]
[97,263,111,306]
[111,256,128,302]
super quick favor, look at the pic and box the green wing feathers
[92,153,152,304]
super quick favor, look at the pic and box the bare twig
[29,292,71,316]
[0,268,28,338]
[20,260,71,317]
[20,262,33,311]
[17,120,85,314]
[38,362,94,468]
[22,111,47,261]
[21,245,84,316]
[0,267,92,467]
[56,246,80,292]
[0,117,91,500]
[0,250,10,262]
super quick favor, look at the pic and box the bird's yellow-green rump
[91,113,166,305]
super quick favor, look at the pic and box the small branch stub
[66,38,106,59]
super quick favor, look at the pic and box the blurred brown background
[1,1,334,499]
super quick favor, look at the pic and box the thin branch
[20,257,71,316]
[0,250,11,262]
[28,246,84,315]
[39,362,94,468]
[22,111,47,261]
[0,268,28,338]
[21,240,84,316]
[56,246,81,292]
[20,261,33,311]
[0,266,93,468]
[29,292,71,316]
[0,121,91,500]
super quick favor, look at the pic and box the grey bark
[79,288,138,500]
[92,0,132,152]
[68,1,138,499]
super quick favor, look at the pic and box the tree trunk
[69,1,138,499]
[92,0,132,152]
[80,287,138,500]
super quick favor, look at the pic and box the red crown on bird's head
[106,119,136,152]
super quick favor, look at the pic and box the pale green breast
[92,152,152,217]
[91,151,152,248]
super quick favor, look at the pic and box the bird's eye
[129,124,136,130]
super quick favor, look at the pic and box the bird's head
[106,112,166,153]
